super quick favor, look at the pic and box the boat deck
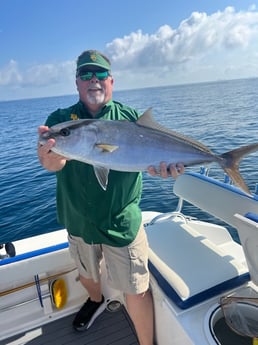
[1,305,139,345]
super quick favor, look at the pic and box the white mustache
[87,84,102,90]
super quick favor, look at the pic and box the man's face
[76,67,114,109]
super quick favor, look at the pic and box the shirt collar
[78,100,113,118]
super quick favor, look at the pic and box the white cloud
[0,6,258,99]
[103,6,258,90]
[106,6,258,72]
[0,60,22,85]
[248,3,257,11]
[0,60,75,88]
[23,61,75,87]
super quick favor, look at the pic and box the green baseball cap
[76,50,111,71]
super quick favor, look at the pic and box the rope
[0,267,77,297]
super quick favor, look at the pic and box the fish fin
[137,108,212,154]
[96,144,119,152]
[220,143,258,195]
[136,108,165,131]
[94,166,109,191]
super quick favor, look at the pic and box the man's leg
[68,236,105,331]
[79,274,102,302]
[72,275,105,331]
[126,289,154,345]
[102,226,154,343]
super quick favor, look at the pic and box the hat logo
[70,113,78,120]
[90,54,97,62]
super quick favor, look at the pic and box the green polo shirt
[45,100,142,246]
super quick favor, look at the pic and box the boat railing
[148,211,196,226]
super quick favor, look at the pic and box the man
[38,50,184,345]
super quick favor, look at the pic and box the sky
[0,0,258,101]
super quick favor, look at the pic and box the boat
[1,171,258,345]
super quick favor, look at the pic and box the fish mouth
[39,129,56,142]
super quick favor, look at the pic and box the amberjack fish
[39,109,258,193]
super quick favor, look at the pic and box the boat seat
[147,218,249,309]
[173,172,258,229]
[147,172,258,309]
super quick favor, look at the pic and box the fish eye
[59,128,70,137]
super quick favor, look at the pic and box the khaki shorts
[68,225,149,294]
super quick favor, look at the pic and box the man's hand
[147,162,185,179]
[37,126,67,172]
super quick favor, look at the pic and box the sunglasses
[77,70,110,81]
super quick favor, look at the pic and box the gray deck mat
[1,305,140,345]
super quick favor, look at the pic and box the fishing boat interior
[1,171,258,345]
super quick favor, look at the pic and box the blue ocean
[1,78,258,244]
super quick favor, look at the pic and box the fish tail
[220,143,258,195]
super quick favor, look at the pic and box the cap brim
[77,62,110,71]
